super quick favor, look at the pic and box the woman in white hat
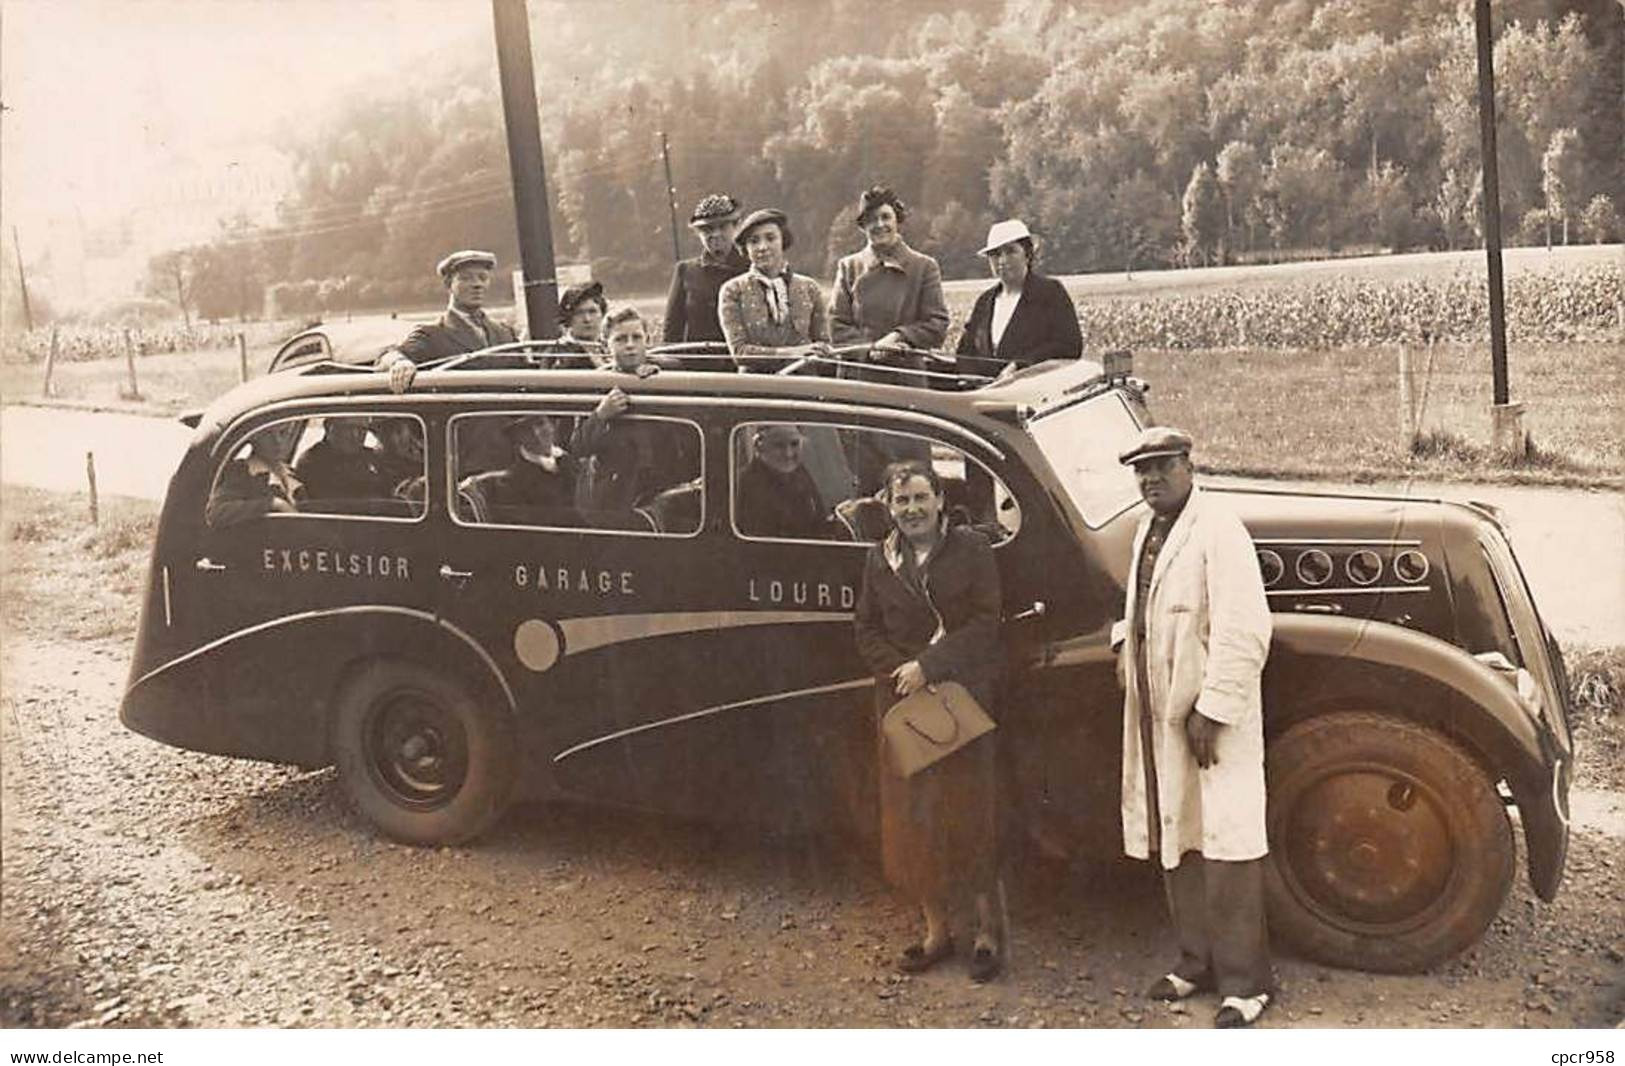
[954,220,1082,378]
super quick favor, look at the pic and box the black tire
[331,661,516,846]
[1265,711,1514,973]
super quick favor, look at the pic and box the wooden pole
[1474,0,1509,407]
[122,327,142,400]
[237,331,249,383]
[492,0,560,337]
[42,326,58,397]
[1398,344,1416,440]
[12,226,33,332]
[660,130,682,264]
[86,451,99,526]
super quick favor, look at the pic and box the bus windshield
[1026,391,1144,529]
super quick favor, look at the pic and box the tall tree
[1181,162,1225,266]
[1540,127,1583,245]
[1215,140,1263,259]
[144,250,193,328]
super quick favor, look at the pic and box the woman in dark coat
[853,461,1004,982]
[955,219,1082,379]
[539,281,609,370]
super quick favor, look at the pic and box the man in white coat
[1115,426,1275,1028]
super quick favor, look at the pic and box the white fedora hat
[978,219,1033,256]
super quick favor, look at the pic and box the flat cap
[734,208,793,251]
[436,249,497,278]
[690,193,741,224]
[1118,426,1193,466]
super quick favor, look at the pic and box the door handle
[1009,600,1046,622]
[194,557,226,572]
[439,564,473,584]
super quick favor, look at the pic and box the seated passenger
[373,418,427,510]
[736,424,834,540]
[538,282,608,369]
[570,310,694,529]
[294,418,381,507]
[459,415,578,526]
[206,420,305,527]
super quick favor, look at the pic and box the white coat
[1116,485,1272,869]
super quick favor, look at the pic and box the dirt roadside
[2,632,1622,1030]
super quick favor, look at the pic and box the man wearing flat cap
[378,250,519,393]
[1113,426,1276,1029]
[662,193,748,354]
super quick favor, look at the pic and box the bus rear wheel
[331,661,516,846]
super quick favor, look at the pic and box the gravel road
[2,633,1621,1030]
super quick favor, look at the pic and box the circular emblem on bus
[1295,548,1333,587]
[1345,549,1383,586]
[514,619,561,672]
[1393,549,1431,584]
[1256,549,1285,587]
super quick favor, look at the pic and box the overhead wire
[219,152,665,248]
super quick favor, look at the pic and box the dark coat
[389,310,519,366]
[854,525,1002,709]
[954,273,1082,375]
[662,249,748,344]
[569,411,696,523]
[205,457,303,528]
[853,523,1003,906]
[735,458,829,540]
[293,440,385,504]
[459,456,579,526]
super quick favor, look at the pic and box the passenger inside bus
[205,420,306,527]
[735,423,837,540]
[294,416,383,507]
[458,414,579,527]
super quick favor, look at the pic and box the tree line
[148,0,1623,323]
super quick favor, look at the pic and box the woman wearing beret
[662,193,749,350]
[853,461,1005,983]
[540,281,609,370]
[718,208,832,374]
[832,185,949,387]
[955,220,1082,379]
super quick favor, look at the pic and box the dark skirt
[874,691,997,910]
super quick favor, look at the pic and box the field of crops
[1041,262,1623,352]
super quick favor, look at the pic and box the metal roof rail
[776,344,996,390]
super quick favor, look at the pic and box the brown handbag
[881,681,996,778]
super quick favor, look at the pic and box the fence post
[42,325,58,397]
[1397,343,1415,440]
[86,451,99,526]
[237,331,249,383]
[121,327,142,400]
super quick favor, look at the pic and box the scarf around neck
[749,265,792,325]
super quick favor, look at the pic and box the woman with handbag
[853,460,1005,982]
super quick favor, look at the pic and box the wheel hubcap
[1282,765,1453,928]
[366,691,469,810]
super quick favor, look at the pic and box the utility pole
[12,226,34,332]
[660,131,682,264]
[492,0,560,338]
[1474,0,1522,450]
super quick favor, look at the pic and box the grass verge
[1,485,158,642]
[1139,341,1624,488]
